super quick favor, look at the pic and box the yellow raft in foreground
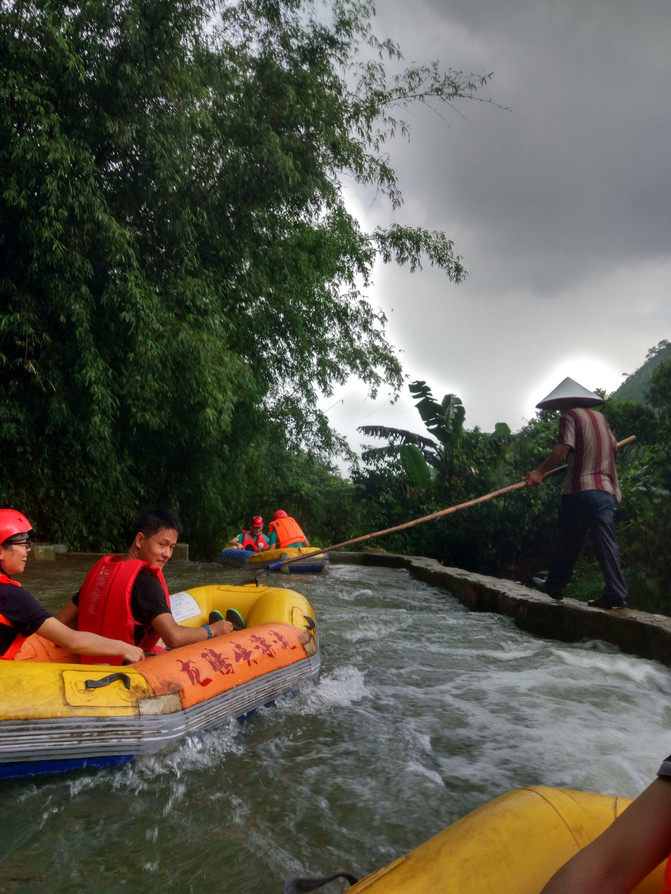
[0,584,318,779]
[291,787,665,894]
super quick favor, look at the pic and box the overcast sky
[321,0,671,459]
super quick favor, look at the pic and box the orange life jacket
[0,573,28,660]
[77,555,170,664]
[241,531,269,552]
[269,516,306,548]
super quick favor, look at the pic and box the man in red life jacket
[268,510,310,549]
[56,508,234,661]
[227,516,269,552]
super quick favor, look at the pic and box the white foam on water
[292,664,369,713]
[405,760,446,788]
[345,587,375,601]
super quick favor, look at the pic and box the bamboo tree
[0,0,492,550]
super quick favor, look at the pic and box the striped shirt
[558,408,621,502]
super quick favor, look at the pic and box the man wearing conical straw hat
[525,377,629,609]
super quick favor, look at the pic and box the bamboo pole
[259,435,637,575]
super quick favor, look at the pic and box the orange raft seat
[0,584,318,779]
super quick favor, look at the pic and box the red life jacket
[77,555,171,665]
[240,531,269,552]
[0,573,27,660]
[269,516,306,548]
[660,853,671,893]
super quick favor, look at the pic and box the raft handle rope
[85,672,131,690]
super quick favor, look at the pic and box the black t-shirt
[73,567,171,646]
[0,580,51,655]
[129,570,171,639]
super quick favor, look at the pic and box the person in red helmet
[227,515,269,552]
[268,510,309,549]
[0,508,144,663]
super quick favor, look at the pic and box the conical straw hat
[535,377,603,410]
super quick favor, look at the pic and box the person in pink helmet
[0,508,144,663]
[227,516,269,552]
[267,510,309,549]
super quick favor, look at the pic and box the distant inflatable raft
[218,546,329,574]
[287,786,665,894]
[0,584,319,779]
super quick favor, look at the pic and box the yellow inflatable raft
[0,584,318,779]
[343,786,665,894]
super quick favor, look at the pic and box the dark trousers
[546,490,629,601]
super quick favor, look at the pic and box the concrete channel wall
[330,551,671,671]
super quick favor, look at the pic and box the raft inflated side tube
[168,583,317,634]
[218,547,255,565]
[293,787,666,894]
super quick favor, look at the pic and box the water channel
[1,556,670,893]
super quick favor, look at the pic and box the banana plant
[358,380,468,493]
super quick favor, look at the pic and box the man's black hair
[133,508,184,538]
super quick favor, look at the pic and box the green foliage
[612,339,671,405]
[613,357,671,611]
[7,0,667,622]
[600,397,657,446]
[648,359,671,419]
[352,369,671,618]
[400,443,435,490]
[355,379,540,569]
[359,380,472,499]
[0,0,492,551]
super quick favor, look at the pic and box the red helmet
[252,516,263,527]
[0,509,33,545]
[272,510,288,521]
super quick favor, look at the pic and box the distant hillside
[612,340,671,405]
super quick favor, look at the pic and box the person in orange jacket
[267,510,310,548]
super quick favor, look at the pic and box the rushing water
[1,556,671,893]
